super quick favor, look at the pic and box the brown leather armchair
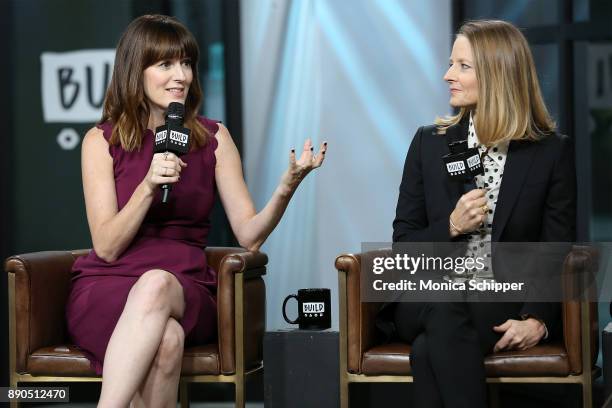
[336,246,600,408]
[6,247,267,408]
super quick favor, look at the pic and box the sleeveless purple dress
[66,117,219,375]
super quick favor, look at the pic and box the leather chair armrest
[336,251,387,374]
[206,247,247,272]
[213,249,267,374]
[5,250,85,373]
[561,246,599,375]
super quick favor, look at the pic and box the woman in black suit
[389,20,576,408]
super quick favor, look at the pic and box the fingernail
[324,142,327,146]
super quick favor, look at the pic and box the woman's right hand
[449,189,488,237]
[142,152,187,195]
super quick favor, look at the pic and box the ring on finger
[481,204,489,215]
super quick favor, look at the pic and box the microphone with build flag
[154,102,191,203]
[442,122,483,191]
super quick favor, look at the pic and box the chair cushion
[361,343,412,375]
[182,344,221,375]
[484,343,571,377]
[361,342,571,377]
[27,345,97,376]
[27,344,224,377]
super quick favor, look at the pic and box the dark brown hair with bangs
[101,14,209,151]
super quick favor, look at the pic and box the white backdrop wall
[241,0,452,329]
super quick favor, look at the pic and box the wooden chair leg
[9,376,19,408]
[179,381,190,408]
[235,375,245,408]
[340,376,349,408]
[582,377,592,408]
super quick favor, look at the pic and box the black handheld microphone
[442,123,483,191]
[153,102,191,203]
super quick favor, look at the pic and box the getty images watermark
[371,252,525,293]
[360,242,610,303]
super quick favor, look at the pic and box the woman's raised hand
[143,152,187,195]
[449,189,488,237]
[280,139,327,192]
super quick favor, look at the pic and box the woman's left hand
[492,318,546,352]
[280,139,327,192]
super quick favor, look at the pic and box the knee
[426,303,479,344]
[410,334,429,363]
[130,269,180,314]
[428,302,468,317]
[426,303,470,331]
[153,318,185,375]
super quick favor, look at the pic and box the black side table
[263,329,339,408]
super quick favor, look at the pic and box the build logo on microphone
[446,160,466,175]
[155,130,168,144]
[169,130,188,145]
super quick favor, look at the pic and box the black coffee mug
[282,288,331,330]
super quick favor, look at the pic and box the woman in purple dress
[65,14,326,407]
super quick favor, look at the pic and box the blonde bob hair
[435,20,555,145]
[101,14,209,152]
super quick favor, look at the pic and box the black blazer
[391,119,576,332]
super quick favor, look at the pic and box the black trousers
[393,301,524,408]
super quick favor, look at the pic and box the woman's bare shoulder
[82,126,111,156]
